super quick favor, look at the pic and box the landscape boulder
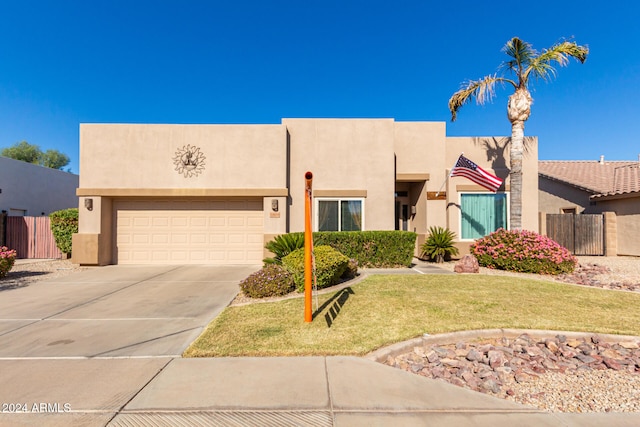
[454,254,479,273]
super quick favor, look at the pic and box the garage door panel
[227,234,245,244]
[247,233,263,244]
[190,234,207,244]
[209,217,225,227]
[171,234,189,244]
[116,199,264,265]
[247,217,263,227]
[152,234,169,244]
[133,217,150,227]
[151,252,169,262]
[190,217,207,227]
[210,234,226,244]
[190,251,207,262]
[227,251,247,261]
[153,217,170,227]
[227,217,246,227]
[132,234,150,244]
[171,217,189,227]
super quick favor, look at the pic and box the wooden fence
[3,216,62,259]
[546,214,604,256]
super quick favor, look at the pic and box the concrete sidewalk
[3,356,639,426]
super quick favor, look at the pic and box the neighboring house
[73,119,538,265]
[539,157,640,256]
[0,156,79,217]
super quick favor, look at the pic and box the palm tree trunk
[509,121,524,230]
[507,87,531,231]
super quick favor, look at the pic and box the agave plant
[263,232,305,265]
[421,226,459,263]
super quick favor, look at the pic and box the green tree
[448,37,588,230]
[1,141,70,170]
[1,140,41,164]
[41,149,70,170]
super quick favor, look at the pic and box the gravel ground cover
[0,259,86,291]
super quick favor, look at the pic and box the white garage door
[115,198,264,264]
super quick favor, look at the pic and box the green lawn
[183,274,640,357]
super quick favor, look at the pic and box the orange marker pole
[304,171,313,323]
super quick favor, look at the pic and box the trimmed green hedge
[49,208,78,255]
[314,230,416,268]
[282,245,349,292]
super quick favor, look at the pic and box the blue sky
[1,1,638,174]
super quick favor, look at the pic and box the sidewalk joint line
[323,356,335,423]
[105,357,176,425]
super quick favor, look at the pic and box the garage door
[115,198,264,264]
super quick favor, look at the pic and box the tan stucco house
[539,158,640,256]
[73,119,538,265]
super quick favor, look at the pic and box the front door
[395,192,410,231]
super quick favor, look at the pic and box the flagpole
[435,153,463,198]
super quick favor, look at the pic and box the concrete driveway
[0,264,259,358]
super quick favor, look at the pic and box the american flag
[450,155,503,192]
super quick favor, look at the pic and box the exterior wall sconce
[411,205,416,215]
[84,198,93,211]
[271,199,279,212]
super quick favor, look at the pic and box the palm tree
[448,37,588,230]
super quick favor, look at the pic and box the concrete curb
[365,329,640,362]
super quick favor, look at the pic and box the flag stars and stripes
[451,154,503,192]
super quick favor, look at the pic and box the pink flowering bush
[0,246,18,278]
[239,264,295,298]
[470,229,577,275]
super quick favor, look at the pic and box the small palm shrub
[421,226,459,263]
[263,233,305,265]
[282,245,349,292]
[470,228,577,275]
[239,264,295,298]
[0,246,17,278]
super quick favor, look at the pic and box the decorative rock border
[367,330,640,413]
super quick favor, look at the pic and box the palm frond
[500,37,536,77]
[448,75,514,121]
[525,41,589,81]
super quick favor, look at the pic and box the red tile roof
[539,160,640,198]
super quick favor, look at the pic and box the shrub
[50,208,78,255]
[0,246,17,278]
[282,245,349,292]
[263,233,305,265]
[314,231,416,268]
[239,264,295,298]
[470,228,577,275]
[421,226,459,263]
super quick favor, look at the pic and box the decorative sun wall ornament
[173,145,206,177]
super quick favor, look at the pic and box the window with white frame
[315,198,364,231]
[460,193,507,240]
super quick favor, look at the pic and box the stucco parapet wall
[76,188,289,197]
